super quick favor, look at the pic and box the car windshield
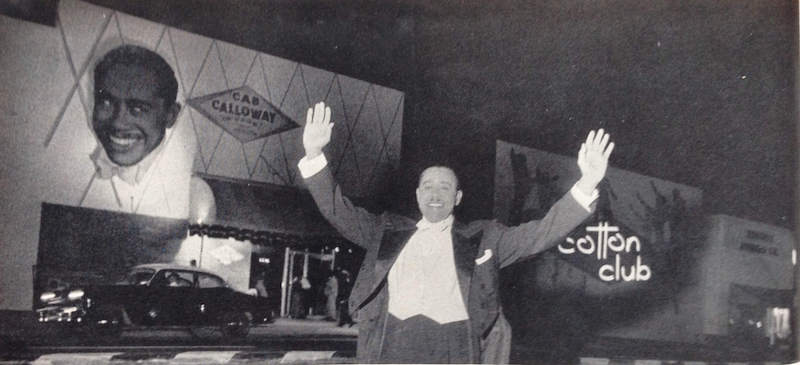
[124,269,156,286]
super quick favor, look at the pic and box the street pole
[281,247,290,317]
[198,235,204,268]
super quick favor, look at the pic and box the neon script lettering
[559,222,651,282]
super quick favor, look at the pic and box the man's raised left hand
[575,129,614,196]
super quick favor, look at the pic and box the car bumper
[36,305,85,323]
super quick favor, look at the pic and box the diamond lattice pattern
[46,0,404,208]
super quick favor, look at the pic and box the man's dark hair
[94,45,178,106]
[418,165,460,190]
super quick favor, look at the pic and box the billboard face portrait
[75,41,209,221]
[92,45,180,168]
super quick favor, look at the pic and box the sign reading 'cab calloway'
[187,86,299,143]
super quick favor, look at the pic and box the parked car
[35,263,274,338]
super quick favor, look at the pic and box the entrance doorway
[280,248,335,318]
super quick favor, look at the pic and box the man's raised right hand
[302,102,333,159]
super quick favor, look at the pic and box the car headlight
[67,289,84,301]
[40,292,56,302]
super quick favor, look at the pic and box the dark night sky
[88,0,798,230]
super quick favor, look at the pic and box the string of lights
[187,224,350,248]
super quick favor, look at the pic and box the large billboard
[0,0,403,310]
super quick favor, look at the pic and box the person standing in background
[324,271,339,321]
[337,269,355,327]
[255,271,269,299]
[289,276,306,319]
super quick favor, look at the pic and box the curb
[580,358,787,365]
[17,354,788,365]
[26,350,356,364]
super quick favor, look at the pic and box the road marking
[173,351,239,363]
[634,360,666,365]
[32,352,122,364]
[581,358,610,365]
[27,345,255,351]
[280,351,336,363]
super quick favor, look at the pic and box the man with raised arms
[298,101,614,363]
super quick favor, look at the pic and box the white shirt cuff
[298,154,328,179]
[569,184,598,212]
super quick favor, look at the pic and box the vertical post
[794,5,800,358]
[198,235,205,268]
[303,250,310,317]
[303,249,309,279]
[280,247,290,317]
[792,245,797,351]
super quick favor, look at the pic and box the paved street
[1,314,357,364]
[0,312,792,365]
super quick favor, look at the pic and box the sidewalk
[0,311,357,339]
[1,311,359,364]
[251,317,358,337]
[0,310,357,353]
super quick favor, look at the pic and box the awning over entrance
[198,174,340,237]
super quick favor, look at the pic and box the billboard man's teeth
[109,135,136,146]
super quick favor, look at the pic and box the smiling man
[299,101,615,363]
[92,46,180,168]
[82,45,215,222]
[416,166,461,222]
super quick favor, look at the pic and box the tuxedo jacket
[304,166,593,363]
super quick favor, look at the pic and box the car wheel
[94,319,122,339]
[252,309,273,324]
[87,311,123,340]
[219,311,250,338]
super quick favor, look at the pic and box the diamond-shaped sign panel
[209,244,245,265]
[187,86,299,143]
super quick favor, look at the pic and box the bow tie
[416,216,454,232]
[91,147,141,185]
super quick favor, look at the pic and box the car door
[140,269,194,326]
[119,268,156,325]
[195,273,231,323]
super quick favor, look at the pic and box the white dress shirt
[387,214,469,323]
